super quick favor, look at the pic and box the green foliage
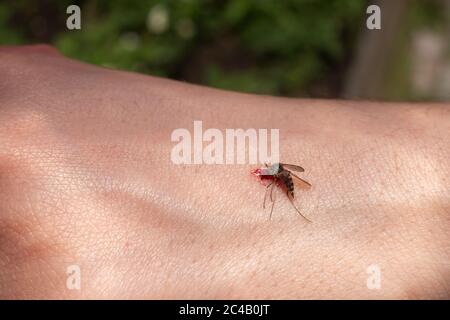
[0,0,367,96]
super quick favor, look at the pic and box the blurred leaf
[0,0,372,97]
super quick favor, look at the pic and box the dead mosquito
[251,163,312,221]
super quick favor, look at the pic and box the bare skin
[0,45,449,299]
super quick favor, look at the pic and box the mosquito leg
[269,185,276,220]
[270,180,276,202]
[287,191,312,223]
[263,182,273,209]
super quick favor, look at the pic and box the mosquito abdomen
[285,174,295,197]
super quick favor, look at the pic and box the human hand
[1,45,449,299]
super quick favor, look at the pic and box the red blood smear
[254,174,274,186]
[252,168,284,190]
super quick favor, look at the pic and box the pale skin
[0,45,449,299]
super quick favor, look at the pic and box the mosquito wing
[280,163,305,172]
[290,172,312,190]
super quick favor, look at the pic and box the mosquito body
[251,163,312,221]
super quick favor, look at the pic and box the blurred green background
[0,0,448,100]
